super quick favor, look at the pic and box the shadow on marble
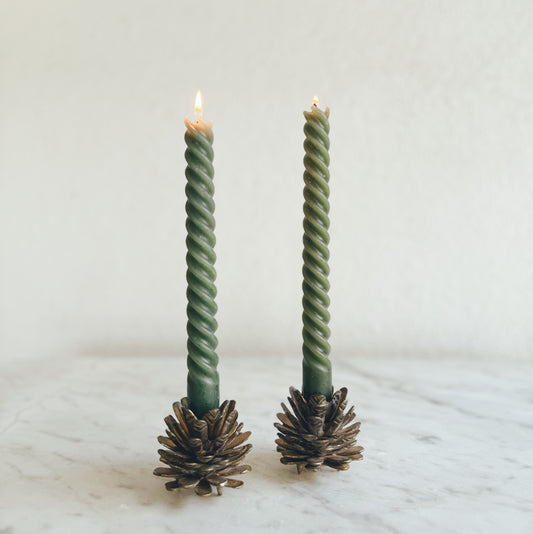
[55,451,287,505]
[37,457,194,509]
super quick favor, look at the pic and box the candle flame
[194,90,202,118]
[312,95,319,107]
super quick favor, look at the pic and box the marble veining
[1,354,532,533]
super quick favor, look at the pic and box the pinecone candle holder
[275,387,363,473]
[154,398,252,496]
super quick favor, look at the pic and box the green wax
[184,115,219,418]
[301,103,333,400]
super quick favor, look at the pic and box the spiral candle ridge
[302,106,332,400]
[184,118,219,417]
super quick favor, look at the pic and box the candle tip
[195,91,202,118]
[312,95,319,107]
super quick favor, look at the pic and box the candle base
[154,398,252,496]
[274,386,363,473]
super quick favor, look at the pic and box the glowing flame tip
[194,91,202,117]
[312,95,319,107]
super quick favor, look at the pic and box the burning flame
[312,95,319,107]
[194,91,202,118]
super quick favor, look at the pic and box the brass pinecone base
[154,398,252,496]
[275,386,363,472]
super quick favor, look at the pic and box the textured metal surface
[184,117,219,417]
[301,105,333,399]
[154,397,252,496]
[275,386,363,472]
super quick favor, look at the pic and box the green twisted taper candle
[302,97,333,400]
[184,92,219,418]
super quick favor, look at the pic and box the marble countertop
[1,353,532,534]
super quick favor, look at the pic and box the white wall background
[1,0,532,363]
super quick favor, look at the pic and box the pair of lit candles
[185,92,332,417]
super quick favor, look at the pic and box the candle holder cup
[274,386,363,473]
[154,397,252,496]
